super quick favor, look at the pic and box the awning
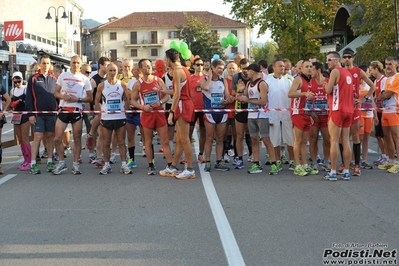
[0,50,36,65]
[338,35,372,56]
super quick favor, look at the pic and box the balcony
[123,39,163,48]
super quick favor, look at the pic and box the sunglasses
[14,80,22,84]
[85,71,91,74]
[327,58,337,62]
[195,64,204,66]
[343,55,352,59]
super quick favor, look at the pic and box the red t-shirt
[191,73,205,109]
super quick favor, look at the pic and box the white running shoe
[175,169,196,180]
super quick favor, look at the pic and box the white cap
[12,71,23,79]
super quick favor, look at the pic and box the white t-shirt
[266,75,292,123]
[57,71,92,108]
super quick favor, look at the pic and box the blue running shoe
[323,172,337,181]
[234,159,244,169]
[342,172,350,181]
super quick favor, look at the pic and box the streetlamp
[284,0,300,61]
[394,0,399,59]
[45,6,68,54]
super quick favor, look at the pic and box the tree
[223,0,345,62]
[348,0,397,63]
[252,41,279,64]
[177,13,225,60]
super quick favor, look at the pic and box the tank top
[309,77,329,115]
[202,77,225,114]
[247,78,267,119]
[162,73,173,104]
[291,75,312,115]
[90,73,106,110]
[139,76,162,111]
[100,80,126,120]
[176,66,191,101]
[329,67,354,113]
[191,73,205,109]
[11,86,27,111]
[349,67,361,109]
[374,75,387,110]
[359,83,373,118]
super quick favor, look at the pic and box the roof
[95,11,247,30]
[338,35,372,56]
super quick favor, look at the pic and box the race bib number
[143,91,159,105]
[314,99,328,114]
[11,113,22,124]
[304,99,313,115]
[375,98,383,109]
[196,86,202,92]
[248,98,259,109]
[107,99,121,111]
[361,99,373,110]
[211,93,224,108]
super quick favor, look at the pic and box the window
[37,36,42,42]
[150,31,158,44]
[231,30,238,36]
[151,48,158,57]
[211,30,218,34]
[168,31,180,39]
[110,32,117,40]
[130,32,137,44]
[131,49,138,57]
[110,49,117,61]
[31,34,36,41]
[25,33,30,39]
[231,47,238,53]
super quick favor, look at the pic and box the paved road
[0,122,398,266]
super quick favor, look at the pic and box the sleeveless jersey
[162,73,173,104]
[100,80,126,120]
[139,76,162,111]
[90,73,106,110]
[175,66,191,101]
[310,78,329,115]
[191,73,205,109]
[349,67,361,109]
[291,75,312,115]
[247,78,267,119]
[11,86,27,111]
[374,75,387,110]
[329,67,354,113]
[359,83,373,118]
[202,77,225,114]
[118,73,134,84]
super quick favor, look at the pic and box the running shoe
[18,162,30,171]
[52,162,67,175]
[234,159,244,169]
[305,166,319,175]
[289,161,296,171]
[281,155,289,164]
[336,164,345,175]
[215,162,230,171]
[248,163,262,174]
[374,156,386,166]
[72,164,81,175]
[127,159,137,168]
[352,166,361,176]
[94,159,105,168]
[247,155,253,163]
[29,164,40,175]
[142,148,146,157]
[147,166,156,175]
[197,154,206,164]
[159,166,178,177]
[204,162,212,172]
[41,149,48,158]
[228,149,235,157]
[361,161,373,169]
[99,165,112,175]
[264,154,272,165]
[223,154,230,163]
[294,166,309,176]
[86,134,94,150]
[269,163,279,175]
[46,162,54,172]
[175,169,196,180]
[324,172,337,181]
[321,161,331,172]
[387,164,399,174]
[378,161,393,170]
[120,164,132,174]
[342,173,351,181]
[110,153,117,164]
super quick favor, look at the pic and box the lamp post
[45,6,68,54]
[284,0,300,61]
[394,0,399,59]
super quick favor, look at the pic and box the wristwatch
[78,98,82,103]
[160,100,163,105]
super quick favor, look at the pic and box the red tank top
[191,73,205,109]
[176,67,191,101]
[349,67,361,109]
[329,67,354,113]
[310,77,329,115]
[139,76,163,111]
[291,75,312,115]
[374,75,386,109]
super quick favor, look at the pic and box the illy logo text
[4,21,24,41]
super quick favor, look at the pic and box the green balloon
[179,42,189,54]
[231,36,239,47]
[182,49,192,60]
[220,38,229,48]
[170,40,180,51]
[226,33,236,45]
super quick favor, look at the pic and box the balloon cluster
[220,33,239,48]
[169,40,192,60]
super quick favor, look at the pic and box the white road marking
[0,174,17,186]
[192,128,246,266]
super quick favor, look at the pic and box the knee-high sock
[24,143,32,164]
[353,143,361,166]
[151,144,154,160]
[245,134,252,155]
[128,146,135,161]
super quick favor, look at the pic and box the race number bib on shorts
[143,91,159,105]
[107,99,121,111]
[211,93,224,108]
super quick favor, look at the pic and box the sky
[76,0,271,43]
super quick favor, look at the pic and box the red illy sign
[4,21,24,41]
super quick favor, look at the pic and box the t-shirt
[57,71,92,109]
[383,73,399,113]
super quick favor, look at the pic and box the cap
[342,47,355,56]
[243,63,261,72]
[12,71,23,79]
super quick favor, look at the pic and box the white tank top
[101,80,126,120]
[247,79,268,119]
[163,73,174,104]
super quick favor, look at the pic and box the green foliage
[223,0,343,62]
[348,0,397,63]
[252,42,279,64]
[177,13,225,60]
